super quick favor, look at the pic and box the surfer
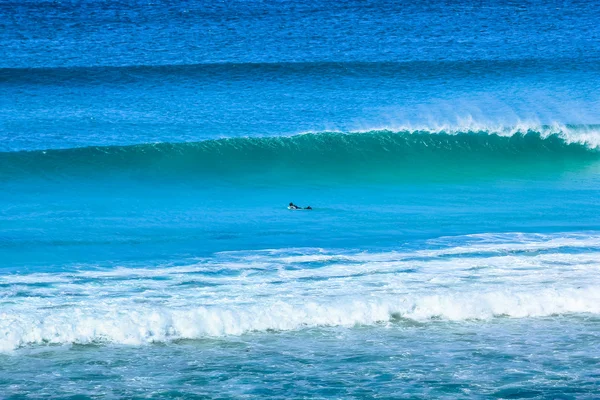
[289,202,312,210]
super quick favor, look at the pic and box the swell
[1,129,598,183]
[2,58,599,85]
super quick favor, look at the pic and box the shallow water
[3,317,600,399]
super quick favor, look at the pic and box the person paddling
[289,202,312,210]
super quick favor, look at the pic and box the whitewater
[3,232,600,352]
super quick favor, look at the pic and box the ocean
[1,0,600,398]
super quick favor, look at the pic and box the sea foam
[2,287,599,351]
[2,232,600,351]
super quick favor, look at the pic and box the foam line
[2,287,599,351]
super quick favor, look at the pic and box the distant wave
[2,58,599,84]
[1,127,599,183]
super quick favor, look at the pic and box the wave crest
[1,127,599,183]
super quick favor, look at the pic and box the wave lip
[1,126,599,183]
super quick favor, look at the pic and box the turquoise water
[2,0,600,398]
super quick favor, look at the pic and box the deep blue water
[2,0,600,398]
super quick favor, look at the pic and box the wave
[3,58,599,83]
[1,128,599,183]
[2,230,600,351]
[2,287,598,351]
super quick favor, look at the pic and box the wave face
[1,128,599,183]
[2,231,600,351]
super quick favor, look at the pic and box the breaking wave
[2,287,599,351]
[1,127,599,183]
[2,231,600,351]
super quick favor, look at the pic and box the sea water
[1,0,600,398]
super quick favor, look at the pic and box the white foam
[2,287,599,352]
[299,122,600,149]
[3,231,600,351]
